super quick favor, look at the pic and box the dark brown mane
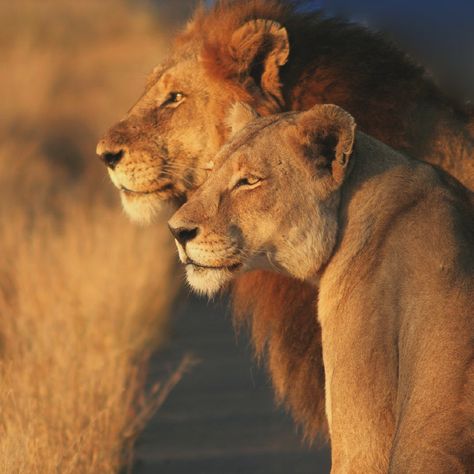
[178,1,292,49]
[179,0,472,167]
[232,271,327,441]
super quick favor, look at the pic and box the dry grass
[0,0,188,472]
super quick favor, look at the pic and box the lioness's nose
[168,224,199,246]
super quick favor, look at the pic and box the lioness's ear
[230,20,289,107]
[226,102,260,137]
[296,104,356,184]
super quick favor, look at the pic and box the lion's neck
[282,51,473,189]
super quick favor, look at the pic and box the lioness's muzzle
[168,222,200,247]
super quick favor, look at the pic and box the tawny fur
[169,104,474,472]
[98,0,474,441]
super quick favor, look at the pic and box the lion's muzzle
[96,140,126,170]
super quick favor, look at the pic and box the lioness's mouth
[186,260,242,272]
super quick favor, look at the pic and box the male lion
[168,103,474,473]
[97,0,474,439]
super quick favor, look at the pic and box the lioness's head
[96,2,293,223]
[168,104,356,296]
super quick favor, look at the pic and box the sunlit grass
[0,0,185,472]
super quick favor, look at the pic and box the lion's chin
[185,265,234,297]
[120,192,163,225]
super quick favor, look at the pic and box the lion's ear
[226,102,260,137]
[296,104,356,184]
[230,20,289,107]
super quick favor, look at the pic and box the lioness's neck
[318,132,474,320]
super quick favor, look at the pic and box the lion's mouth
[120,182,174,197]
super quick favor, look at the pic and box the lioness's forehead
[218,113,297,162]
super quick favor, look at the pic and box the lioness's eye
[233,176,262,189]
[162,92,185,107]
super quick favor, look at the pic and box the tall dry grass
[0,0,187,472]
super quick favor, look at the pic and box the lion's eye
[233,176,262,190]
[163,92,185,107]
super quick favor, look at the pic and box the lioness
[97,0,474,439]
[168,103,474,473]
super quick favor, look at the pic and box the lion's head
[96,2,293,223]
[167,103,356,296]
[96,0,474,226]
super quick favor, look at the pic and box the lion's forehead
[147,48,201,86]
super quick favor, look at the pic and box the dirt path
[134,292,330,473]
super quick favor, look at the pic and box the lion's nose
[168,224,200,247]
[98,149,124,170]
[96,139,126,170]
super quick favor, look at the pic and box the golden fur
[169,104,474,472]
[97,0,474,440]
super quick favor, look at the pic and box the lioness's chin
[185,265,234,297]
[120,192,163,224]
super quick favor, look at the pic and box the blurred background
[324,0,474,102]
[0,1,472,473]
[0,1,181,472]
